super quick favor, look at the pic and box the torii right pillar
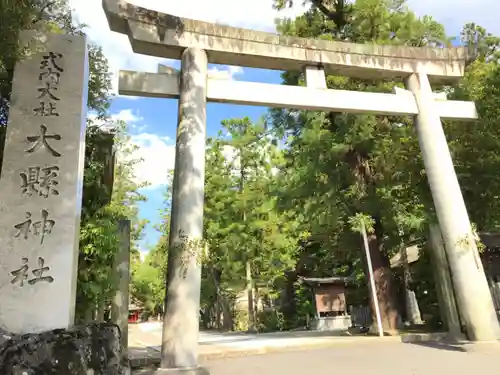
[406,72,500,341]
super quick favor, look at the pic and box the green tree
[444,23,500,232]
[202,117,306,331]
[131,256,165,316]
[130,177,172,317]
[269,0,450,332]
[77,121,148,321]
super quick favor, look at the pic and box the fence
[349,305,372,327]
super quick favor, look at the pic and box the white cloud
[111,109,143,123]
[128,133,176,188]
[87,108,145,131]
[70,0,170,94]
[208,66,244,81]
[109,0,308,32]
[69,0,306,95]
[218,142,279,177]
[112,108,148,132]
[126,136,277,190]
[119,95,140,101]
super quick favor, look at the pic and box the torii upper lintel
[102,0,468,83]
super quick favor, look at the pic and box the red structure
[128,302,142,323]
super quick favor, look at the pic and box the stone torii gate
[102,0,500,373]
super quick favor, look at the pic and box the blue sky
[71,0,500,257]
[116,67,284,252]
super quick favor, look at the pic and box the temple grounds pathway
[129,322,500,374]
[128,322,392,367]
[199,341,499,375]
[133,336,500,375]
[133,340,500,375]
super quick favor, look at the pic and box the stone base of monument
[0,323,127,375]
[311,316,352,332]
[139,366,211,375]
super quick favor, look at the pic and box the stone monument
[0,31,88,334]
[0,32,125,374]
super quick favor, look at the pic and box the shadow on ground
[404,341,467,352]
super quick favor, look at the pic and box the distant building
[128,299,144,323]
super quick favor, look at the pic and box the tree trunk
[400,241,423,325]
[246,260,256,332]
[212,267,222,331]
[215,293,221,330]
[367,217,400,333]
[429,224,463,338]
[96,302,106,322]
[254,283,260,325]
[282,270,298,326]
[83,306,93,323]
[221,295,234,331]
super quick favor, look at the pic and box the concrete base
[400,331,467,344]
[461,340,500,353]
[311,316,352,332]
[139,366,211,375]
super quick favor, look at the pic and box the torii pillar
[406,73,500,341]
[160,47,209,374]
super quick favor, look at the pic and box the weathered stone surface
[161,47,207,370]
[407,73,500,341]
[0,323,126,375]
[429,224,463,338]
[311,316,352,332]
[0,32,88,334]
[102,0,466,82]
[118,71,477,121]
[111,219,131,352]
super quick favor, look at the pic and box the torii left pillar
[154,48,210,375]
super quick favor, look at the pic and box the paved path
[129,322,482,372]
[129,323,390,368]
[200,341,500,375]
[127,322,395,368]
[129,322,369,351]
[130,323,500,374]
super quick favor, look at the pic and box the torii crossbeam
[101,1,500,373]
[119,67,477,119]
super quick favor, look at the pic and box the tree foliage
[199,118,307,329]
[130,178,172,317]
[267,1,500,331]
[77,121,147,321]
[268,0,452,331]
